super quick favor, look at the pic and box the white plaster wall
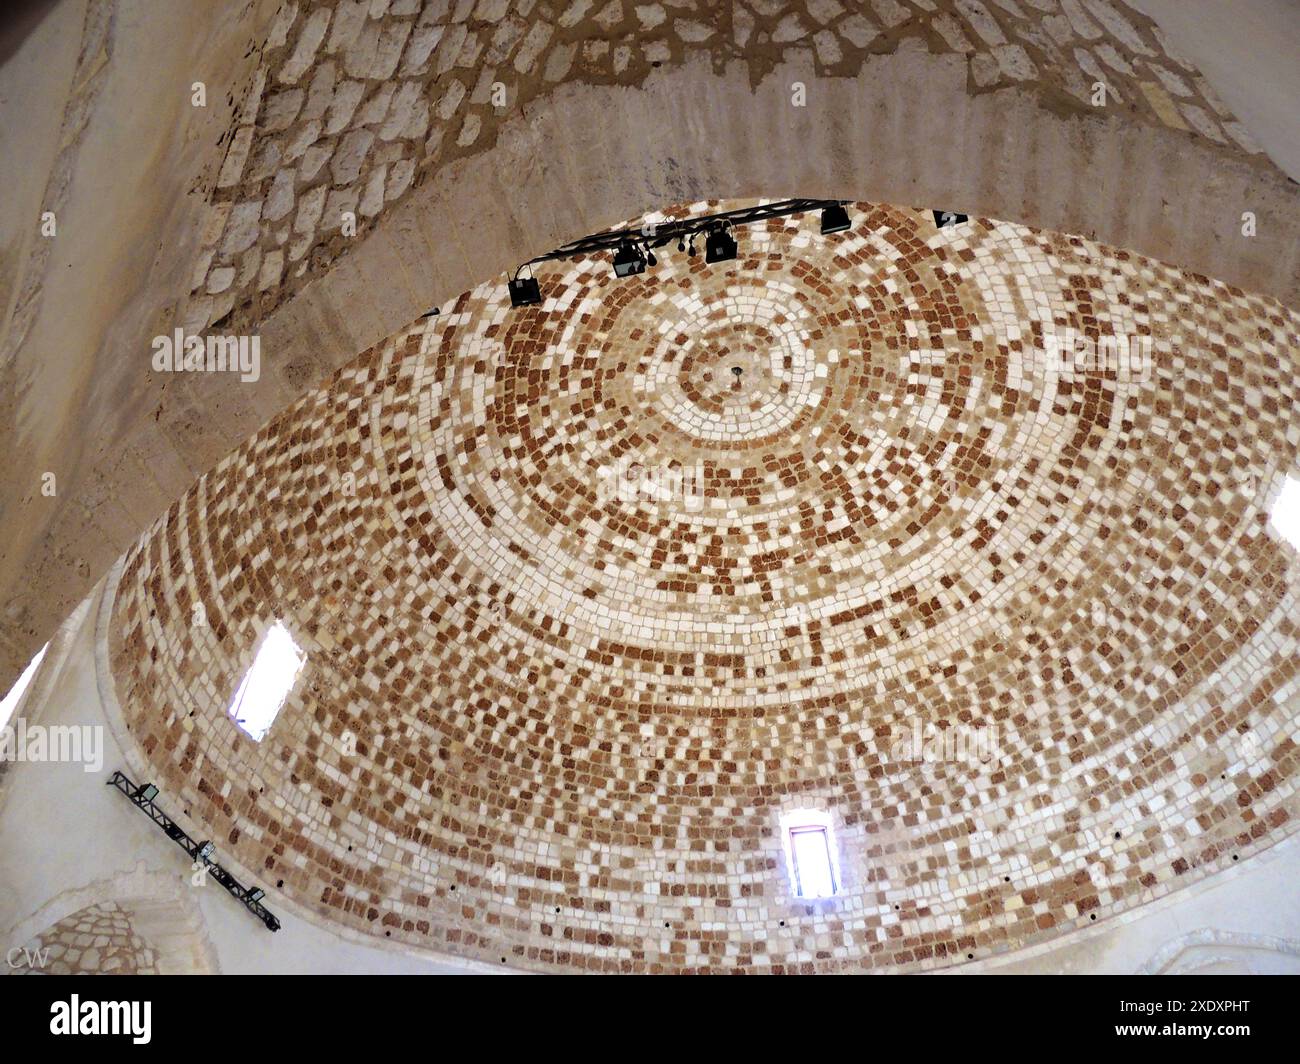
[2,571,1297,976]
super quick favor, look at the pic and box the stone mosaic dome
[108,201,1300,972]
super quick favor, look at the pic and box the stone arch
[13,902,163,975]
[1139,929,1300,975]
[4,866,219,975]
[254,47,1298,397]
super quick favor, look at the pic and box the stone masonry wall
[189,0,1266,337]
[11,902,161,975]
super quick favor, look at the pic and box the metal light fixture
[704,226,737,263]
[507,200,856,309]
[107,770,282,932]
[820,203,851,234]
[508,274,542,307]
[612,240,647,277]
[933,209,968,229]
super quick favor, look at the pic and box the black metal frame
[107,770,280,932]
[513,198,849,279]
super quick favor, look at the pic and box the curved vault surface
[109,202,1300,972]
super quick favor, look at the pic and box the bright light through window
[781,809,839,899]
[791,828,835,897]
[227,622,305,741]
[0,642,49,731]
[1270,476,1300,550]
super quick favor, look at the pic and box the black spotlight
[613,240,647,277]
[508,275,541,307]
[704,226,737,263]
[820,203,851,234]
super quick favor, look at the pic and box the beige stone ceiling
[108,201,1300,972]
[4,0,1299,694]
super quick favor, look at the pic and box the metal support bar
[106,770,280,932]
[516,198,848,276]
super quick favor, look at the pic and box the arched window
[0,642,48,732]
[1270,476,1300,549]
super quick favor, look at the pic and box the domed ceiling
[108,201,1300,972]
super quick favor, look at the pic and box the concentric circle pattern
[110,202,1300,972]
